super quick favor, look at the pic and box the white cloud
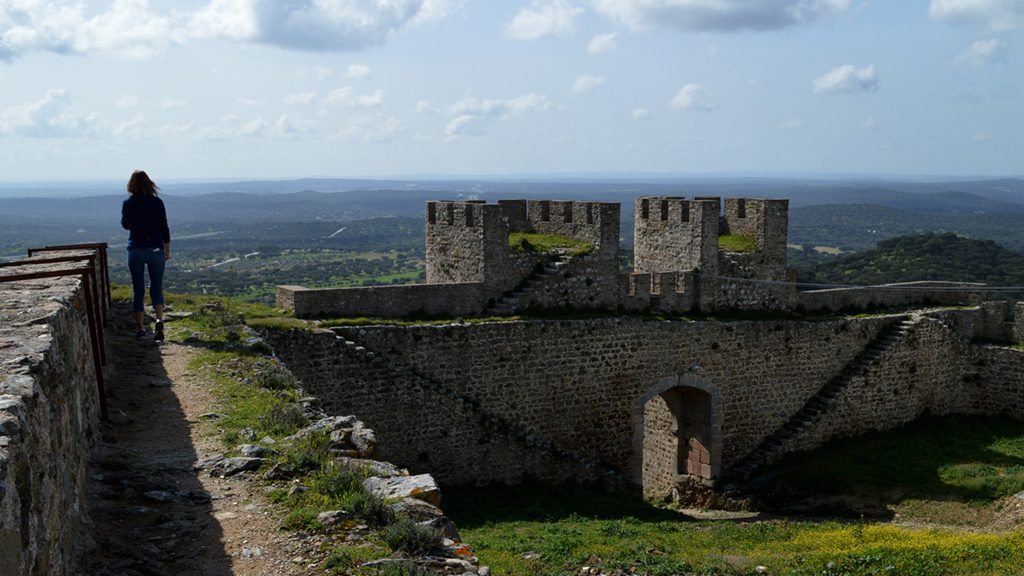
[0,0,176,61]
[587,32,618,54]
[333,116,403,142]
[236,98,259,106]
[631,107,649,120]
[778,119,804,129]
[972,130,992,142]
[161,97,187,109]
[668,83,714,111]
[326,87,386,108]
[114,113,146,138]
[157,122,195,135]
[238,118,267,136]
[346,64,373,79]
[572,74,606,94]
[813,64,878,94]
[592,0,851,32]
[953,38,1004,67]
[199,114,267,140]
[115,94,140,109]
[272,113,317,138]
[929,0,1024,31]
[445,92,551,139]
[0,0,463,61]
[506,0,584,40]
[283,91,318,105]
[187,0,464,51]
[0,89,100,138]
[862,116,878,129]
[415,100,438,113]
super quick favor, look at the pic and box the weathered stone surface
[421,516,461,542]
[238,444,275,458]
[389,497,444,522]
[316,510,352,526]
[1,268,102,576]
[363,474,441,507]
[336,456,405,478]
[287,415,376,457]
[195,454,263,477]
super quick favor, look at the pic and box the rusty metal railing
[28,242,111,309]
[1,245,110,420]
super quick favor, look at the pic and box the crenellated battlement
[278,194,983,319]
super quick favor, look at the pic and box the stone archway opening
[640,385,714,498]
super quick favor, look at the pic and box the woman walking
[121,170,171,341]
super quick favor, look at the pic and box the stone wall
[268,315,900,485]
[962,344,1024,418]
[262,328,611,485]
[0,276,102,576]
[277,282,487,319]
[266,306,1024,495]
[798,282,983,313]
[1016,303,1024,343]
[783,313,971,457]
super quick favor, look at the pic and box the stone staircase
[726,315,916,481]
[483,255,568,316]
[329,329,624,484]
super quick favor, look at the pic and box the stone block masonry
[0,276,102,576]
[265,306,1024,496]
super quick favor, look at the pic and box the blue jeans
[127,247,166,313]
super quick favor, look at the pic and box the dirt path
[79,303,330,576]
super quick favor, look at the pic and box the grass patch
[760,415,1024,506]
[718,234,759,253]
[509,232,593,256]
[445,484,1024,576]
[381,517,444,556]
[188,351,304,446]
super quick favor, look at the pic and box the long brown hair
[127,170,159,196]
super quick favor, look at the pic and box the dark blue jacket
[121,195,170,250]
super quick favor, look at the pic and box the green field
[445,416,1024,576]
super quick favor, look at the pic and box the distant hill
[795,233,1024,289]
[790,204,1024,252]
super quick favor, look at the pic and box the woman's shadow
[80,303,233,576]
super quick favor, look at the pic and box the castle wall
[721,198,788,265]
[782,313,973,458]
[633,197,718,273]
[272,316,896,484]
[261,328,606,485]
[425,201,511,287]
[277,282,487,319]
[266,305,1024,492]
[1,277,101,576]
[963,345,1024,419]
[1016,303,1024,342]
[523,201,621,260]
[716,253,795,310]
[797,282,983,313]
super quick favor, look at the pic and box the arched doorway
[633,375,720,499]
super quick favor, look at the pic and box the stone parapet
[798,281,984,313]
[279,282,487,319]
[0,276,101,576]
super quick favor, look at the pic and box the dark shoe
[135,330,147,340]
[154,321,165,342]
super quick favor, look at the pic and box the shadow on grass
[752,414,1024,518]
[442,482,684,529]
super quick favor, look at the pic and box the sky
[0,0,1022,181]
